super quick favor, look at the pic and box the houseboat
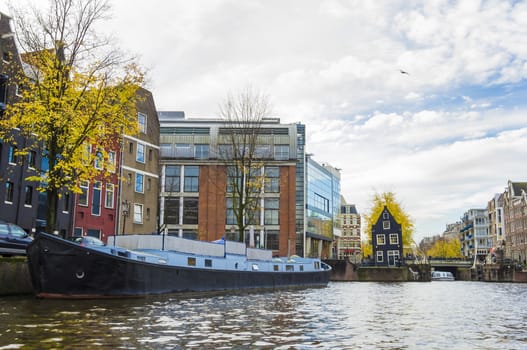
[26,232,331,298]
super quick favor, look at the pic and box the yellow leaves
[1,47,145,195]
[363,191,415,248]
[426,238,463,258]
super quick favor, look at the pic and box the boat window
[286,265,294,272]
[314,261,320,269]
[252,264,259,271]
[273,265,279,271]
[205,259,212,267]
[300,265,304,271]
[137,256,146,262]
[187,257,196,266]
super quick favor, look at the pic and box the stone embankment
[0,258,33,296]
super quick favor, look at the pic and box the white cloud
[5,0,527,242]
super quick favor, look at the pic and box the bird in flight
[399,69,410,75]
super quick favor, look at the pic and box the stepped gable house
[372,206,403,266]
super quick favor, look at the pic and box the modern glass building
[304,155,341,258]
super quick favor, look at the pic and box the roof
[510,182,527,196]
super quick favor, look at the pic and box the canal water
[1,281,526,349]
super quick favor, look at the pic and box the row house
[72,88,160,242]
[372,206,402,266]
[158,112,301,257]
[336,198,361,261]
[459,208,490,262]
[0,12,71,235]
[502,181,527,264]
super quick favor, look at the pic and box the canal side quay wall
[0,258,33,296]
[325,259,527,283]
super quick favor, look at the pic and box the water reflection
[1,282,527,349]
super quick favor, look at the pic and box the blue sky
[3,0,527,242]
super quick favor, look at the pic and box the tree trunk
[45,188,59,236]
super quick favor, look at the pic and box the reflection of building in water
[305,155,341,258]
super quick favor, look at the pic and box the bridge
[428,258,473,277]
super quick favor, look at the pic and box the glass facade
[305,157,341,257]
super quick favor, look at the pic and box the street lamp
[122,200,130,235]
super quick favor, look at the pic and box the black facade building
[372,206,403,266]
[0,11,72,235]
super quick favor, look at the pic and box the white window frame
[133,203,143,224]
[136,143,145,163]
[138,112,147,133]
[105,183,115,208]
[389,233,399,245]
[79,180,89,206]
[135,173,144,193]
[108,151,116,173]
[376,251,384,263]
[376,234,385,245]
[383,220,391,230]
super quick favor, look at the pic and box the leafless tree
[218,87,272,243]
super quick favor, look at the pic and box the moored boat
[26,232,331,298]
[431,270,455,281]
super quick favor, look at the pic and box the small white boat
[432,270,455,281]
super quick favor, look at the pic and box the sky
[2,0,527,242]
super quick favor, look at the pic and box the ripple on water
[1,282,527,349]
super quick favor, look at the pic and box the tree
[218,87,272,243]
[363,192,414,252]
[0,0,144,233]
[426,237,463,258]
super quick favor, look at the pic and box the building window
[183,166,199,192]
[105,184,114,208]
[79,181,89,206]
[138,112,147,133]
[383,212,389,219]
[274,145,289,160]
[389,233,399,245]
[136,143,145,163]
[165,165,180,192]
[129,142,133,154]
[383,221,390,230]
[133,203,143,223]
[226,198,236,225]
[376,234,385,245]
[376,251,384,263]
[264,166,279,193]
[264,198,279,225]
[175,143,192,158]
[195,144,209,159]
[255,145,271,158]
[183,197,198,224]
[164,197,180,224]
[147,178,151,191]
[92,181,101,215]
[108,151,116,173]
[5,182,14,203]
[135,174,144,193]
[8,145,17,164]
[146,207,150,220]
[160,143,172,157]
[63,193,70,213]
[27,150,37,169]
[94,150,104,169]
[24,185,33,206]
[148,149,153,161]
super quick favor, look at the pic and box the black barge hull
[27,233,330,298]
